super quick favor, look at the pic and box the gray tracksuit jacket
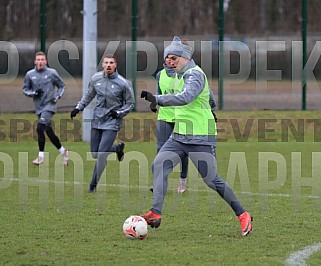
[76,70,135,131]
[22,66,65,115]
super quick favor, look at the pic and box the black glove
[141,91,156,104]
[34,89,42,96]
[110,110,119,119]
[70,108,79,119]
[51,96,60,104]
[140,91,148,99]
[212,111,218,123]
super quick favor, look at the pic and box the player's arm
[75,80,97,111]
[156,70,204,107]
[209,89,216,111]
[209,88,218,122]
[22,74,37,97]
[155,71,161,95]
[52,70,65,102]
[71,80,97,119]
[114,81,135,118]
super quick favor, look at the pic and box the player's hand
[212,111,218,123]
[141,91,156,104]
[34,89,42,96]
[70,108,79,119]
[51,96,60,104]
[110,110,119,119]
[140,91,148,99]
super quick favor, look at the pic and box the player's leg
[33,114,47,165]
[188,145,253,236]
[90,128,102,159]
[156,120,174,153]
[177,156,188,193]
[42,111,69,165]
[90,128,124,161]
[142,138,186,228]
[151,120,174,192]
[87,128,102,192]
[46,125,69,165]
[157,121,188,193]
[88,129,118,192]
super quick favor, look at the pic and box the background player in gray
[70,54,135,192]
[22,51,69,165]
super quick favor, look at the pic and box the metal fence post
[82,0,97,142]
[301,0,307,110]
[218,0,225,110]
[40,0,46,52]
[131,0,137,111]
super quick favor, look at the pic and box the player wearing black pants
[22,51,68,165]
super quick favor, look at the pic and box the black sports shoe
[87,185,96,193]
[116,142,125,161]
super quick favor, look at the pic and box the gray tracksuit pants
[150,137,245,216]
[89,128,118,187]
[157,120,188,179]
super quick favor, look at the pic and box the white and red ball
[123,215,148,240]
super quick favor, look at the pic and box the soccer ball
[123,215,148,240]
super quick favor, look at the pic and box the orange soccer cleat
[238,211,253,237]
[141,210,162,228]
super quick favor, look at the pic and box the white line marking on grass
[5,178,321,199]
[286,242,321,266]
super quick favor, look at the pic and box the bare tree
[0,0,320,40]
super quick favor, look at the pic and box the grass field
[1,111,321,265]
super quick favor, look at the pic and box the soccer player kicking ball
[22,51,69,166]
[140,36,253,237]
[153,52,218,194]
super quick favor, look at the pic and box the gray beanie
[164,36,193,60]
